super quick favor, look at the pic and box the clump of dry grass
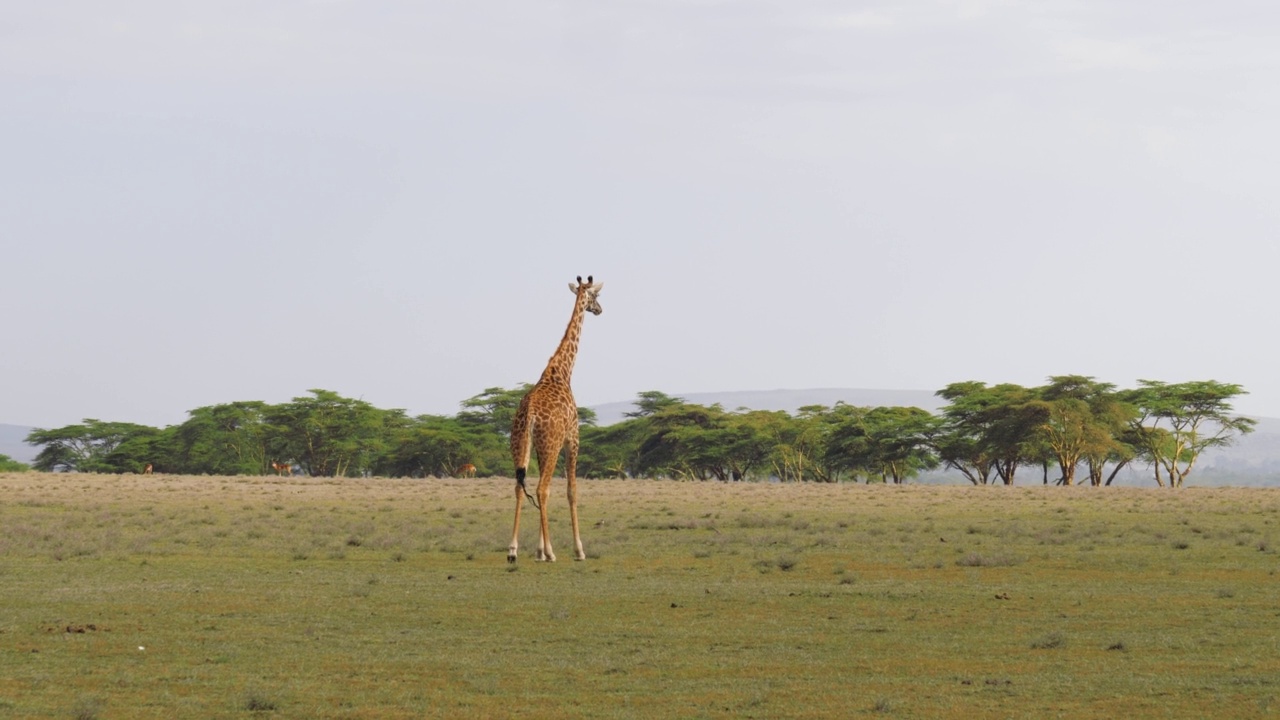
[1030,632,1066,649]
[955,552,1020,567]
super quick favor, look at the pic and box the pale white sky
[3,1,1279,429]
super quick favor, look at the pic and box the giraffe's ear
[590,281,603,295]
[568,282,580,294]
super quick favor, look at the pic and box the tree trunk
[1103,460,1129,486]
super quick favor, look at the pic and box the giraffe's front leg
[566,447,586,561]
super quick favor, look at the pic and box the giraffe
[457,463,477,478]
[507,275,604,563]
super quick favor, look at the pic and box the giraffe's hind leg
[508,477,524,563]
[566,436,586,561]
[533,436,560,562]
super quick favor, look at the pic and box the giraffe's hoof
[574,553,586,561]
[507,552,517,563]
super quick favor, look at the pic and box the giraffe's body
[508,276,603,563]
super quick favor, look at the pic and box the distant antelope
[143,463,153,475]
[457,463,477,478]
[271,461,291,476]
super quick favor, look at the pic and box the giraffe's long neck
[539,291,588,386]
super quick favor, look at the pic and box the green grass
[1,473,1278,718]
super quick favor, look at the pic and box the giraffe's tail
[511,411,539,508]
[515,469,539,509]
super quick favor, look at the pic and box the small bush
[243,691,279,712]
[0,455,30,472]
[1030,632,1065,649]
[956,553,1018,568]
[71,697,103,720]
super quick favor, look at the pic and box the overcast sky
[3,1,1278,429]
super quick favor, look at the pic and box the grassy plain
[1,472,1278,719]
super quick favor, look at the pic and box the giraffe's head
[569,275,604,316]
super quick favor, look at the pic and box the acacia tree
[934,383,1042,485]
[264,390,400,477]
[771,405,831,482]
[931,428,994,485]
[986,386,1046,485]
[658,405,734,480]
[1084,423,1143,486]
[171,401,270,475]
[826,406,939,484]
[456,385,533,437]
[577,419,646,478]
[1034,376,1136,486]
[634,402,731,480]
[1124,380,1255,487]
[577,391,692,479]
[625,390,685,418]
[720,410,791,481]
[26,419,160,473]
[373,414,500,478]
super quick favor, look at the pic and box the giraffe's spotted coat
[507,277,603,563]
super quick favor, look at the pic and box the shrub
[1030,632,1065,649]
[0,455,30,472]
[71,697,103,720]
[956,552,1019,568]
[243,691,279,712]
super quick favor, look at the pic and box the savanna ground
[1,472,1278,719]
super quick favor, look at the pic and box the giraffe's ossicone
[508,276,604,563]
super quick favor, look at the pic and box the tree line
[18,377,1255,488]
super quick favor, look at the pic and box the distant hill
[0,424,36,464]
